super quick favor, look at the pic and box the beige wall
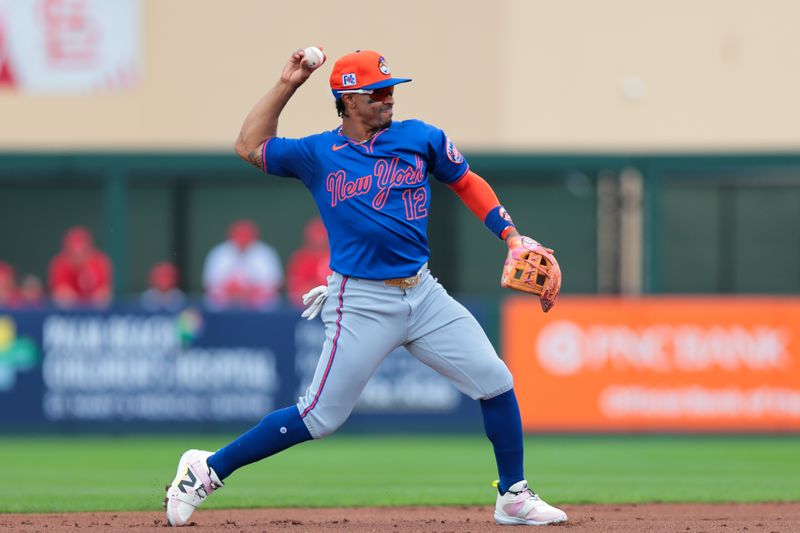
[1,0,799,152]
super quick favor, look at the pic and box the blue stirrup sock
[207,405,313,480]
[480,389,525,494]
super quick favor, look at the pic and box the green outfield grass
[1,434,798,513]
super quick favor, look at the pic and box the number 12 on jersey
[402,187,428,221]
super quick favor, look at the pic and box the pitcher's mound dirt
[2,503,799,532]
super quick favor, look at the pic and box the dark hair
[335,98,346,118]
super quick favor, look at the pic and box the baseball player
[164,48,565,527]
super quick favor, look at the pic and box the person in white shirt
[202,219,283,310]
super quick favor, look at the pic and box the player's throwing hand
[281,47,326,87]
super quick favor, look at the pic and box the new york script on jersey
[326,155,424,209]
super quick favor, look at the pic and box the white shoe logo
[176,468,197,494]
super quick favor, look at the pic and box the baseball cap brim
[332,77,412,99]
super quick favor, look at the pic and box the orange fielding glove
[501,236,562,313]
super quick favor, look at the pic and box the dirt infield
[2,503,799,532]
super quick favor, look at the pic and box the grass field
[1,434,798,513]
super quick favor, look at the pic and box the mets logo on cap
[378,56,391,75]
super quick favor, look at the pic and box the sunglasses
[339,86,394,102]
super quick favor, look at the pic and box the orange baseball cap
[329,50,411,99]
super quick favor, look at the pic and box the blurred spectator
[202,219,283,310]
[0,261,20,308]
[286,217,330,305]
[48,226,112,309]
[18,274,45,308]
[141,261,186,312]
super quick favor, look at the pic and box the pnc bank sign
[535,320,789,376]
[503,297,800,431]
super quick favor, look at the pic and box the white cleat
[164,449,223,526]
[494,480,568,526]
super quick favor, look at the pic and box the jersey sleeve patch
[426,123,469,184]
[446,137,464,164]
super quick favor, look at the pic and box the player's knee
[477,361,514,400]
[312,418,345,439]
[499,364,513,386]
[305,410,350,439]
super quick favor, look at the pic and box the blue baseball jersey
[263,119,469,279]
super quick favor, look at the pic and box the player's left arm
[448,171,561,311]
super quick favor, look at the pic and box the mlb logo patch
[342,73,357,87]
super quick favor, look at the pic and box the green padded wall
[662,185,722,293]
[128,183,173,293]
[733,187,800,293]
[0,182,104,284]
[2,154,799,297]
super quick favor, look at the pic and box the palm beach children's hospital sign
[0,0,139,93]
[503,297,800,431]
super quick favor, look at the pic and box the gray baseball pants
[297,267,514,439]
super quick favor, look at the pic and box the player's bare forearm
[234,80,298,168]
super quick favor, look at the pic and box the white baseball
[302,46,324,68]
